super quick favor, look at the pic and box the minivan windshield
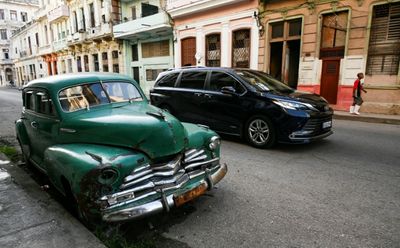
[236,70,294,94]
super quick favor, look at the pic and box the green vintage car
[15,73,227,222]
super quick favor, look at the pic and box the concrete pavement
[0,153,105,248]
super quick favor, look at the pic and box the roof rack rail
[167,66,207,71]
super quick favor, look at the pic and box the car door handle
[203,94,212,99]
[194,92,203,97]
[30,121,38,129]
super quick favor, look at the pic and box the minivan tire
[245,115,276,148]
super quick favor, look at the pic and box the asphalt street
[1,88,399,247]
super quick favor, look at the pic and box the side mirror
[220,86,236,95]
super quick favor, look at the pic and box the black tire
[245,115,276,148]
[17,139,31,166]
[61,178,94,229]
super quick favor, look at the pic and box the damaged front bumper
[101,163,227,222]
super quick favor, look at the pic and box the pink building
[166,0,260,69]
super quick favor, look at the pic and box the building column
[250,18,259,70]
[196,28,204,66]
[221,22,230,67]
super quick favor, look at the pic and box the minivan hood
[267,90,330,112]
[60,103,187,160]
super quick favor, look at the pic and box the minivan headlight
[209,136,221,150]
[273,100,317,111]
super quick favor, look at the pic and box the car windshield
[236,69,294,94]
[59,81,143,112]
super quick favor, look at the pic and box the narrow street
[1,88,400,247]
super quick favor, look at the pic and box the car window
[37,91,56,116]
[209,72,245,94]
[156,73,179,87]
[236,69,294,93]
[59,82,143,112]
[179,71,207,89]
[103,82,142,102]
[25,91,35,111]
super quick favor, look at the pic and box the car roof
[166,67,238,73]
[24,72,134,91]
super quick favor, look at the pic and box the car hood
[269,90,330,111]
[60,103,187,160]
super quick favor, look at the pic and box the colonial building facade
[167,0,260,70]
[0,0,38,86]
[113,0,173,95]
[258,0,400,114]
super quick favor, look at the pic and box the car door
[22,89,59,170]
[174,70,209,125]
[150,72,180,115]
[203,71,247,135]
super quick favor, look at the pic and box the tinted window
[25,91,35,111]
[157,73,179,87]
[37,92,56,116]
[209,72,245,94]
[179,71,207,89]
[236,70,294,93]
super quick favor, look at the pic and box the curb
[333,112,400,125]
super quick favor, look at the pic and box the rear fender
[15,119,31,157]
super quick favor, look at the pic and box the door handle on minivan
[194,92,203,97]
[203,94,212,99]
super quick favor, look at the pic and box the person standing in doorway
[350,72,367,115]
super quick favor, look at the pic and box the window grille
[366,2,400,75]
[232,29,250,68]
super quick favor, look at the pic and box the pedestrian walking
[350,72,367,115]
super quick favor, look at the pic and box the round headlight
[209,136,221,150]
[98,168,118,185]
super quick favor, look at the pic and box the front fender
[182,123,221,157]
[43,144,149,210]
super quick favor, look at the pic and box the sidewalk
[333,110,400,125]
[0,153,105,248]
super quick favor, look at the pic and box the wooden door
[320,59,340,104]
[181,37,196,66]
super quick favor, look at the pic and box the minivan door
[203,71,247,135]
[174,70,209,125]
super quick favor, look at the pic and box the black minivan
[150,67,333,148]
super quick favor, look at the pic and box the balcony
[113,12,171,40]
[53,38,67,52]
[48,4,69,23]
[166,0,247,17]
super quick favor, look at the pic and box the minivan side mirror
[221,86,236,95]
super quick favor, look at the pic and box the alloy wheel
[248,119,270,145]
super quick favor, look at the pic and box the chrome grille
[101,148,219,210]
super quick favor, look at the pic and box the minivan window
[179,71,207,89]
[157,73,179,87]
[236,70,294,93]
[209,72,245,94]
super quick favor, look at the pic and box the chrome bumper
[102,163,227,222]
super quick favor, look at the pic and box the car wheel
[18,139,31,166]
[245,115,276,148]
[61,178,94,229]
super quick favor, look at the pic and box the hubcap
[248,119,270,145]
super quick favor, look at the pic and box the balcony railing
[48,4,69,23]
[166,0,246,17]
[113,12,171,39]
[53,38,67,52]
